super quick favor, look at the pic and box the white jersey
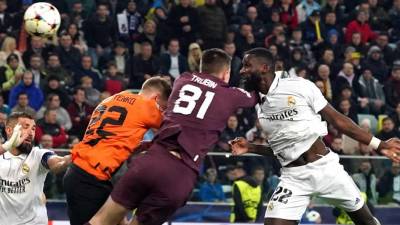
[258,72,328,166]
[0,147,53,225]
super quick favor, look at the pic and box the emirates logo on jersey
[266,109,298,121]
[287,96,296,108]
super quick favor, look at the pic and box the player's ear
[222,67,231,83]
[262,64,269,73]
[150,91,162,101]
[5,124,14,139]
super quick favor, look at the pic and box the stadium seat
[377,114,388,133]
[357,114,378,134]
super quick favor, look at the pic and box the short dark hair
[141,41,152,47]
[44,108,57,115]
[200,48,231,75]
[6,112,33,126]
[46,93,59,104]
[244,47,274,68]
[73,87,85,95]
[17,92,28,99]
[251,165,265,175]
[142,77,172,101]
[97,3,109,9]
[81,54,91,60]
[169,38,179,45]
[6,53,19,63]
[30,53,42,60]
[48,53,59,59]
[382,117,394,124]
[223,42,235,47]
[60,33,72,39]
[333,136,342,140]
[392,66,400,72]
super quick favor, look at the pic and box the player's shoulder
[279,75,316,91]
[30,147,53,157]
[229,87,253,97]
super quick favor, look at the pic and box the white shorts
[265,151,364,221]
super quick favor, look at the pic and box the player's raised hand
[228,137,250,156]
[1,124,25,151]
[380,138,400,163]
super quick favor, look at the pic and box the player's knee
[373,217,381,225]
[360,216,380,225]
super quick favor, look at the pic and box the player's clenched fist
[380,138,400,163]
[229,137,250,156]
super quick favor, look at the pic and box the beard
[240,72,262,92]
[17,141,33,154]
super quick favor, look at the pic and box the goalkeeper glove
[2,124,23,152]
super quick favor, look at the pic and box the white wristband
[368,136,381,150]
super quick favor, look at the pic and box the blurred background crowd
[0,0,399,222]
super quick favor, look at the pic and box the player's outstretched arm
[229,137,274,156]
[320,104,400,162]
[47,154,72,174]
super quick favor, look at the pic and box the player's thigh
[134,154,197,225]
[63,166,112,225]
[90,197,129,225]
[265,179,311,221]
[110,153,154,210]
[129,218,140,225]
[318,163,365,212]
[346,203,378,225]
[264,218,299,225]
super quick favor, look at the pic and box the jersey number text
[173,84,215,119]
[85,105,128,146]
[271,186,292,204]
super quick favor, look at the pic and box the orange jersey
[72,91,163,180]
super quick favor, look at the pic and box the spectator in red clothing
[35,109,68,148]
[67,87,93,139]
[345,10,377,44]
[104,62,125,95]
[278,0,298,31]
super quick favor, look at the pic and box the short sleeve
[305,80,328,113]
[32,148,54,172]
[40,152,56,170]
[230,88,258,108]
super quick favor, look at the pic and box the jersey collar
[265,71,284,98]
[2,151,27,160]
[270,71,283,94]
[192,72,229,87]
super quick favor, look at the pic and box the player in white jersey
[0,112,71,225]
[230,48,400,225]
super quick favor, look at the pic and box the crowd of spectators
[0,0,398,206]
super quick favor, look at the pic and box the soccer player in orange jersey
[63,77,171,225]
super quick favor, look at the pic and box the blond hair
[187,43,202,72]
[1,36,17,53]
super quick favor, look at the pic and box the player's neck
[259,73,275,94]
[9,148,21,156]
[138,90,155,100]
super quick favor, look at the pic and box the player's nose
[239,67,248,76]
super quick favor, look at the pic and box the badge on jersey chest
[287,96,296,108]
[22,163,30,174]
[267,202,274,211]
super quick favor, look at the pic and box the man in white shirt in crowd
[0,112,71,225]
[160,39,188,79]
[231,48,400,225]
